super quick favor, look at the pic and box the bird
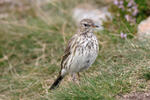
[50,18,99,90]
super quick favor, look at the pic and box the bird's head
[79,19,99,32]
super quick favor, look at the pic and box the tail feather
[50,75,64,90]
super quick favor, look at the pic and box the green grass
[142,71,150,81]
[0,0,150,100]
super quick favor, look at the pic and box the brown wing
[60,34,78,69]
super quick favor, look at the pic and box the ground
[0,0,150,100]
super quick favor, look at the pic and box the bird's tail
[50,74,64,90]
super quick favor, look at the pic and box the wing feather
[61,34,78,69]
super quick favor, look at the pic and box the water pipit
[50,19,99,90]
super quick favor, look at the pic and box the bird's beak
[92,24,99,28]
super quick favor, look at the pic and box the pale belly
[65,34,99,74]
[68,47,98,73]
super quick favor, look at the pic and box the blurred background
[0,0,150,100]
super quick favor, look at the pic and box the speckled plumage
[50,19,99,90]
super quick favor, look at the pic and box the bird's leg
[77,72,80,81]
[71,73,76,82]
[71,73,80,85]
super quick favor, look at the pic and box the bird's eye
[84,24,90,27]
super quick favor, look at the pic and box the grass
[0,0,150,100]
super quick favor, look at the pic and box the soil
[117,91,150,100]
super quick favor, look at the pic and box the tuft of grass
[142,71,150,81]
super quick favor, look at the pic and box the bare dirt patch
[117,91,150,100]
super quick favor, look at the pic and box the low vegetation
[0,0,150,100]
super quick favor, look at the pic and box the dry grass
[0,0,150,100]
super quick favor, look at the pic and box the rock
[72,4,112,30]
[138,17,150,38]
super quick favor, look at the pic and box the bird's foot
[71,73,80,85]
